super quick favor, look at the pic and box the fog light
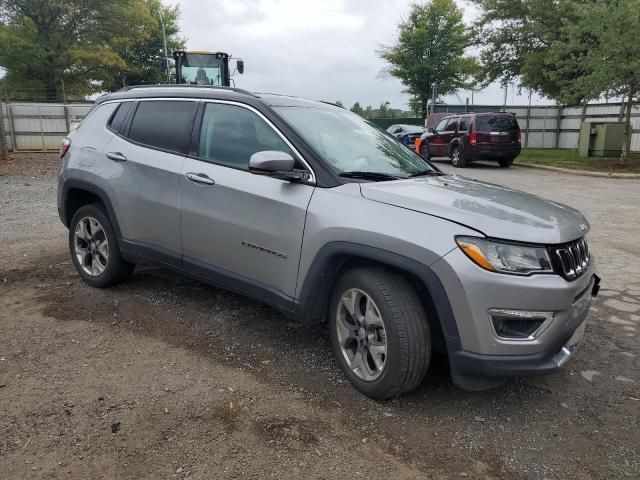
[488,309,554,340]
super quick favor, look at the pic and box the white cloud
[174,0,553,110]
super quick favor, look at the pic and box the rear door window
[476,114,519,132]
[127,100,198,153]
[458,116,471,132]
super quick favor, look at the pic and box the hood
[360,175,589,244]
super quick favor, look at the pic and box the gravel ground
[0,154,639,480]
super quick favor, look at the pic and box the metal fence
[1,100,639,152]
[1,102,92,151]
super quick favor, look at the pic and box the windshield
[275,106,436,177]
[179,54,226,86]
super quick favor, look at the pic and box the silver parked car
[57,86,600,399]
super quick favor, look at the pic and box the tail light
[515,131,521,143]
[469,131,477,145]
[59,138,71,159]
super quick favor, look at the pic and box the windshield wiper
[339,171,400,181]
[408,169,443,177]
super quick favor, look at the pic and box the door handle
[106,151,127,162]
[185,172,215,185]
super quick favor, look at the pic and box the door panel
[180,160,314,298]
[106,135,185,258]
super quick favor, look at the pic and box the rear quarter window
[127,100,198,153]
[108,102,134,133]
[476,114,520,132]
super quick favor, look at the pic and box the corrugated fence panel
[2,101,638,152]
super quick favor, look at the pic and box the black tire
[419,142,431,160]
[450,145,467,167]
[329,267,431,400]
[498,157,514,168]
[68,204,134,288]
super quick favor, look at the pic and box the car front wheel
[329,267,431,400]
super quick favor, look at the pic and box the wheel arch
[295,242,461,355]
[60,179,123,244]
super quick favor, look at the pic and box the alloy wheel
[74,216,109,276]
[335,288,387,381]
[451,148,460,166]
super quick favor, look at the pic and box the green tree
[107,0,184,90]
[474,0,639,163]
[363,105,373,118]
[379,0,476,119]
[334,100,344,108]
[0,0,183,100]
[471,0,580,98]
[377,101,391,117]
[350,101,363,115]
[546,0,639,163]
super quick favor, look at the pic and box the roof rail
[117,84,257,97]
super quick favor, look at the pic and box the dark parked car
[416,112,521,168]
[386,124,426,149]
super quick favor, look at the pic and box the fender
[59,178,124,248]
[294,241,462,354]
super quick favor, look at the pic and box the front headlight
[455,236,553,275]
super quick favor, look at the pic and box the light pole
[158,10,170,83]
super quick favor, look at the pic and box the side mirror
[236,59,244,74]
[250,150,310,182]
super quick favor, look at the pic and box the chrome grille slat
[552,238,590,281]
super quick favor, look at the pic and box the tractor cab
[172,50,244,87]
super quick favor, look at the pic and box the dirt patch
[1,155,639,479]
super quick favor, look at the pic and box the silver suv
[57,86,600,399]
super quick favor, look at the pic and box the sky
[175,0,553,111]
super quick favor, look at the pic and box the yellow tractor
[172,50,244,87]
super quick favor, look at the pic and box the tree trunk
[421,97,428,121]
[44,79,58,102]
[620,93,634,164]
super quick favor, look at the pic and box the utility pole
[431,82,437,116]
[159,10,170,83]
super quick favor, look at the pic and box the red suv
[415,112,521,168]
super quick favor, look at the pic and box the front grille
[551,238,590,281]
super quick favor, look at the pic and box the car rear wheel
[499,158,514,168]
[329,267,431,400]
[450,145,467,167]
[69,204,134,288]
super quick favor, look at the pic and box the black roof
[96,85,332,109]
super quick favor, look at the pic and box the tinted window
[198,103,294,169]
[128,101,197,153]
[476,114,520,132]
[445,117,459,131]
[108,102,133,133]
[434,118,449,132]
[459,116,471,132]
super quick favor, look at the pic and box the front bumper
[430,246,599,390]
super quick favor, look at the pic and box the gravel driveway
[1,154,638,479]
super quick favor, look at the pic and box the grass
[517,148,640,174]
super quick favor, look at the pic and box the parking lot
[1,154,639,479]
